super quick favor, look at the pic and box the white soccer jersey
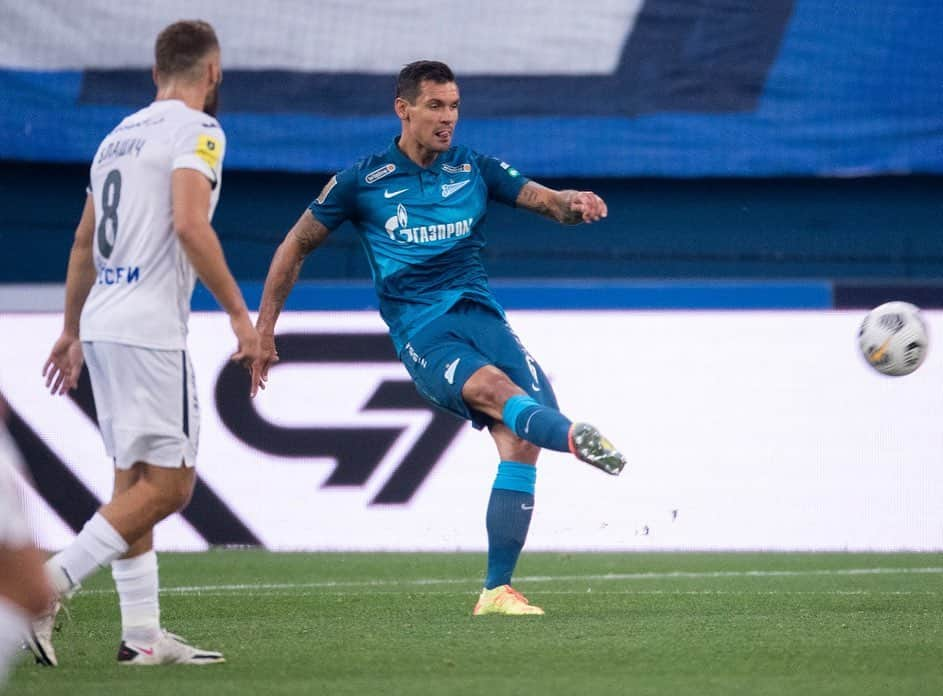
[80,99,225,350]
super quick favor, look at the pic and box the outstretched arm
[253,209,331,392]
[43,194,96,394]
[172,168,261,391]
[515,181,608,225]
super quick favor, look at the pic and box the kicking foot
[568,422,627,475]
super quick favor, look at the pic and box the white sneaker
[25,599,61,667]
[116,630,225,665]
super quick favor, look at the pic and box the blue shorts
[399,299,559,429]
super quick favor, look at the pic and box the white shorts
[0,425,31,547]
[83,341,199,469]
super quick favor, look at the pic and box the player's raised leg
[466,365,628,476]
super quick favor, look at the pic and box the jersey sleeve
[473,152,530,206]
[172,117,225,189]
[307,166,358,230]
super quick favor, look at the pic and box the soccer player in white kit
[33,20,260,666]
[0,399,54,686]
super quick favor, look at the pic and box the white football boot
[25,599,61,666]
[116,630,225,666]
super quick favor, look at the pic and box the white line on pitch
[93,589,943,598]
[78,566,943,596]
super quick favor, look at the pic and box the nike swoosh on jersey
[384,188,409,198]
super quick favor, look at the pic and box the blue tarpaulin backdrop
[1,0,941,176]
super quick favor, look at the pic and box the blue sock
[501,394,572,452]
[485,461,536,590]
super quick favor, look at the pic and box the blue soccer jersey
[309,138,529,351]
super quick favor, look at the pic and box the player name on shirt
[95,265,140,285]
[96,138,146,165]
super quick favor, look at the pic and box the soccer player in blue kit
[252,60,627,616]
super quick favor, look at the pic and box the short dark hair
[396,60,456,103]
[154,20,219,81]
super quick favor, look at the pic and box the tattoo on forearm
[518,186,554,219]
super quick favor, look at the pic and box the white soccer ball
[857,301,928,376]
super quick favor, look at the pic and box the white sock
[46,513,129,595]
[0,597,30,687]
[111,550,161,645]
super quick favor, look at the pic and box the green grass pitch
[9,550,943,695]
